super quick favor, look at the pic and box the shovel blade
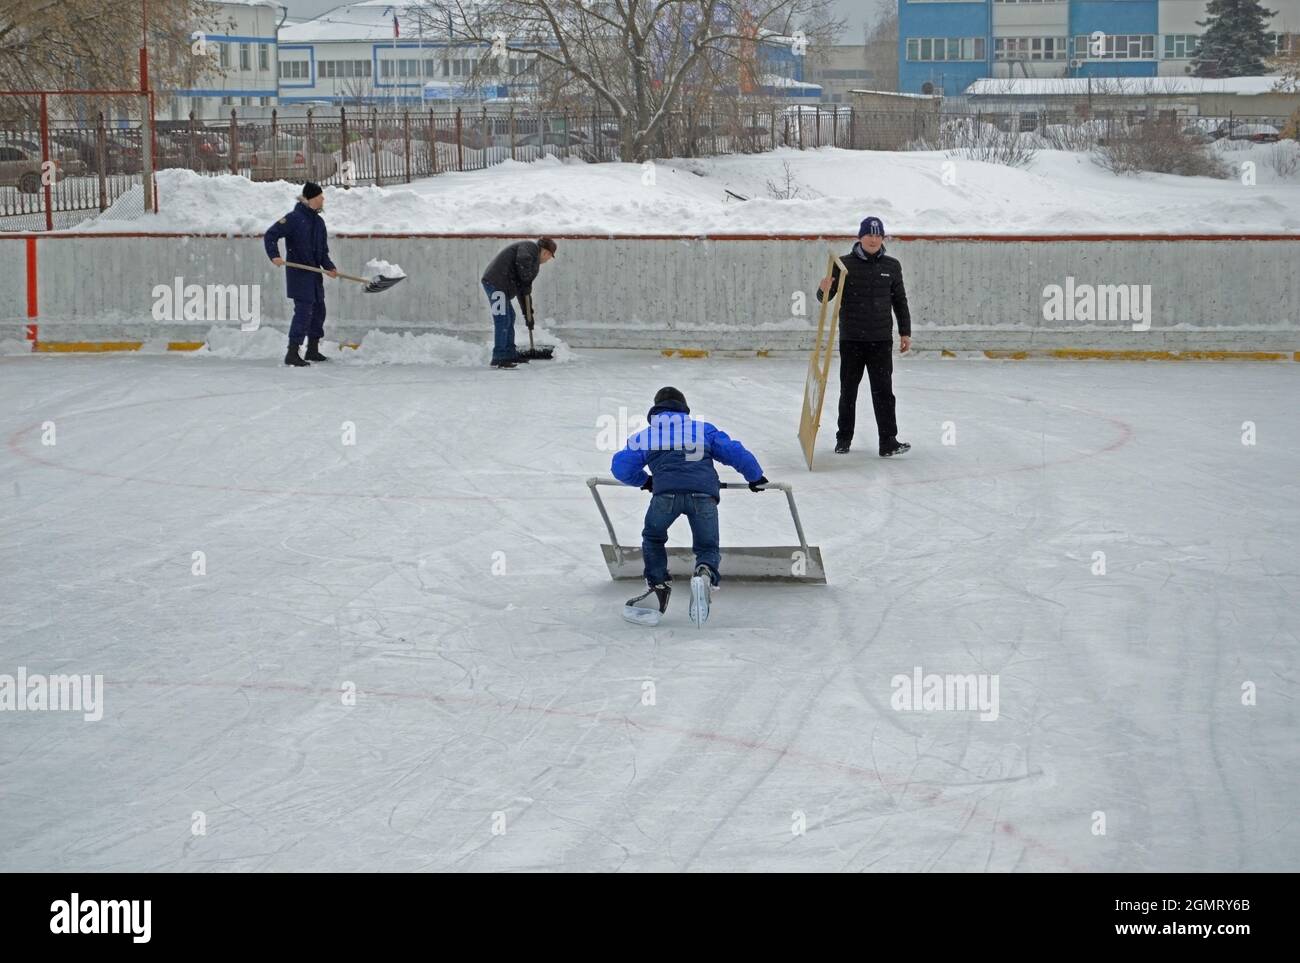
[600,545,825,583]
[363,275,406,294]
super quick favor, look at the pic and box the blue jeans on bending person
[482,281,518,363]
[641,492,721,586]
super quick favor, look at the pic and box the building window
[1271,33,1299,55]
[1073,34,1155,61]
[218,43,230,69]
[1163,35,1201,60]
[996,37,1068,61]
[906,37,986,62]
[279,60,308,80]
[259,43,270,71]
[239,43,250,71]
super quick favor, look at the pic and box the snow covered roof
[213,0,285,9]
[759,74,821,91]
[965,76,1300,98]
[849,89,941,100]
[280,1,433,43]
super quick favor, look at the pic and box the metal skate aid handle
[585,477,812,565]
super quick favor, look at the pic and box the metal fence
[1,99,1292,232]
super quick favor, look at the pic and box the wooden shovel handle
[283,261,368,285]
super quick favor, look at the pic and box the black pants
[837,340,897,446]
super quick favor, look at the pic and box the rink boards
[2,231,1298,355]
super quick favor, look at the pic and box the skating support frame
[586,477,827,583]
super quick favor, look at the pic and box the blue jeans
[641,493,721,586]
[289,298,326,346]
[482,282,517,362]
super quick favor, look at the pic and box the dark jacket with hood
[610,399,763,500]
[481,240,542,300]
[816,242,911,342]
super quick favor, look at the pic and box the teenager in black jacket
[817,216,912,457]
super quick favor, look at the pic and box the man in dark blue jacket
[264,182,338,367]
[611,386,768,616]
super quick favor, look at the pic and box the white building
[163,0,286,121]
[277,0,538,110]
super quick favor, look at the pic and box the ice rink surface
[1,350,1296,872]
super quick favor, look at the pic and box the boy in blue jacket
[611,386,768,621]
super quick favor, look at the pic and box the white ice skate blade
[622,606,662,626]
[689,576,710,626]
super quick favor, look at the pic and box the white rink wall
[2,233,1298,353]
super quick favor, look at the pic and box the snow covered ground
[1,351,1296,871]
[76,141,1300,236]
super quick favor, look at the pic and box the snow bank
[0,339,32,356]
[187,324,570,365]
[74,144,1300,237]
[343,330,488,366]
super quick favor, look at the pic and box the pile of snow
[194,325,290,360]
[344,330,488,366]
[75,144,1300,236]
[187,324,570,365]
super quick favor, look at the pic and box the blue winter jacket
[263,201,336,302]
[611,400,764,499]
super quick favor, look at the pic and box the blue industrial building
[897,0,1300,95]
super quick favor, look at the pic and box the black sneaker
[880,440,911,457]
[490,359,518,369]
[834,441,850,454]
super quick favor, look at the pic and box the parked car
[2,136,87,177]
[0,143,74,193]
[1213,121,1281,143]
[248,134,337,181]
[1179,125,1216,145]
[513,129,589,149]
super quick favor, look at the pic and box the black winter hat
[302,182,323,199]
[654,386,687,407]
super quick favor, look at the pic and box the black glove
[749,475,769,492]
[641,476,653,492]
[521,294,536,330]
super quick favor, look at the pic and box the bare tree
[0,0,223,120]
[862,6,897,92]
[417,0,841,160]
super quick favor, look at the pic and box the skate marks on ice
[1,356,1296,871]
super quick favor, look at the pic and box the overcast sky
[276,0,890,42]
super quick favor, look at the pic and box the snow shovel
[587,477,826,583]
[282,261,405,294]
[518,294,555,360]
